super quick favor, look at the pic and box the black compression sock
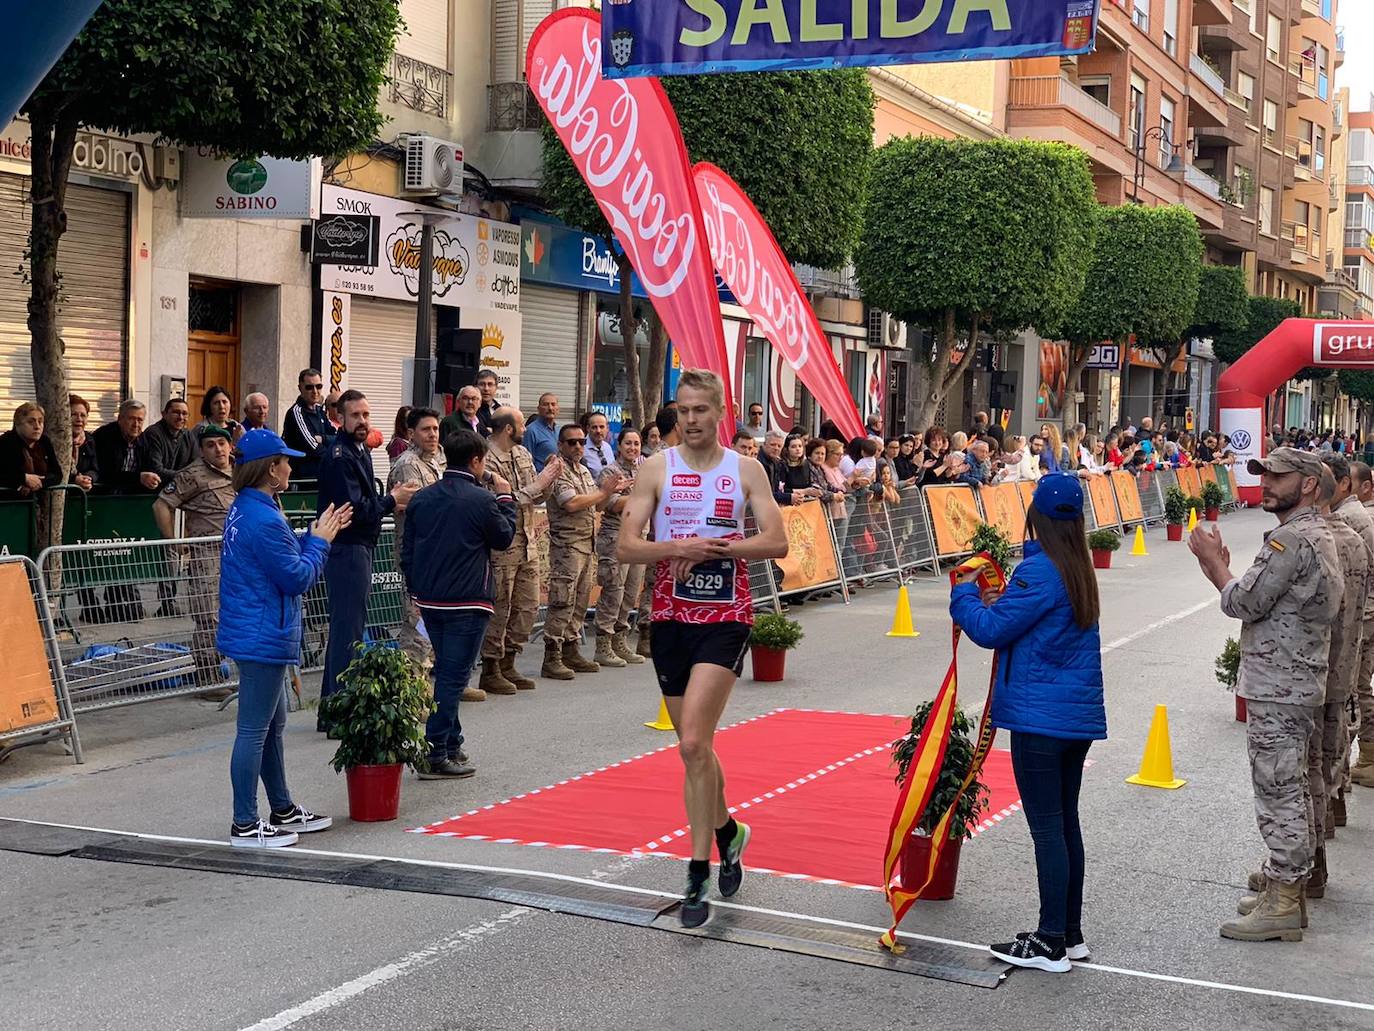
[688,859,710,887]
[715,817,738,858]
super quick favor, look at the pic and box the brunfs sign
[181,149,318,219]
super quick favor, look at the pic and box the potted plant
[1187,494,1205,526]
[317,643,433,822]
[892,701,990,900]
[1087,528,1121,569]
[968,522,1014,573]
[749,612,803,682]
[1201,480,1225,522]
[1216,636,1245,723]
[1164,485,1189,541]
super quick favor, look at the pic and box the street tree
[853,137,1097,430]
[1214,295,1302,365]
[541,69,872,426]
[22,0,400,487]
[1337,370,1374,435]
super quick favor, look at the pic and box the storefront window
[742,336,766,414]
[592,298,652,424]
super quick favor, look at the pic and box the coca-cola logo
[532,20,696,298]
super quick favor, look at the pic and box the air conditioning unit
[402,134,464,197]
[867,309,907,351]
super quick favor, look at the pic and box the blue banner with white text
[602,0,1101,78]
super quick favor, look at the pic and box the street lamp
[1130,125,1185,204]
[398,209,459,407]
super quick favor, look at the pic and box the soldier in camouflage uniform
[541,423,624,680]
[1327,458,1374,824]
[388,408,446,680]
[479,408,562,694]
[1351,460,1374,787]
[593,427,647,668]
[1189,447,1342,942]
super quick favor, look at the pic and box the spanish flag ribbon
[879,553,1007,953]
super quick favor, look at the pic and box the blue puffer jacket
[217,488,330,665]
[949,541,1106,740]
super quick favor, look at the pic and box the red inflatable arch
[1218,318,1374,504]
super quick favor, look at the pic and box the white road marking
[10,816,1373,1015]
[1101,598,1216,653]
[236,907,531,1031]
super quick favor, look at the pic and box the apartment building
[1343,109,1374,317]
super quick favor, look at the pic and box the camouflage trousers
[542,545,594,645]
[594,535,645,635]
[398,594,433,675]
[187,547,222,686]
[1307,700,1347,845]
[481,558,540,661]
[1247,699,1317,884]
[1357,636,1374,745]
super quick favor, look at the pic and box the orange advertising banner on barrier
[1016,480,1036,513]
[1086,474,1119,529]
[978,482,1026,545]
[0,563,60,733]
[1177,467,1203,498]
[1200,465,1218,485]
[775,500,841,592]
[1111,470,1145,524]
[926,485,982,557]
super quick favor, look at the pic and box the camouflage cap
[1247,446,1324,479]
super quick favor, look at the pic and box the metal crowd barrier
[0,554,82,764]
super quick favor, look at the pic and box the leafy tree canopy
[853,136,1098,337]
[1338,369,1374,401]
[1188,263,1248,340]
[541,69,873,269]
[1214,295,1303,365]
[25,0,401,159]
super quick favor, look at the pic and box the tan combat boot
[612,630,645,664]
[594,632,627,668]
[635,623,652,658]
[1222,879,1304,941]
[562,639,601,673]
[461,684,486,702]
[1237,875,1308,927]
[1333,790,1347,827]
[501,651,536,691]
[1352,742,1374,787]
[541,640,575,681]
[479,657,518,696]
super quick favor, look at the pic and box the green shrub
[1164,485,1189,524]
[1187,494,1205,515]
[1216,637,1241,690]
[1202,480,1225,508]
[1088,529,1122,552]
[317,644,433,773]
[892,702,990,842]
[969,522,1014,573]
[749,613,804,651]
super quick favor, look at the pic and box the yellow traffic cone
[645,698,675,732]
[886,585,920,638]
[1186,507,1199,533]
[1126,704,1186,789]
[1131,525,1149,557]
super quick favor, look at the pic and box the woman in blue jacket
[218,430,352,848]
[950,473,1105,973]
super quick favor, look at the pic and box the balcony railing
[1346,228,1374,250]
[1223,85,1249,111]
[1290,55,1317,97]
[1007,76,1122,137]
[1190,53,1227,97]
[1350,166,1374,186]
[487,81,544,132]
[794,263,861,300]
[1328,267,1359,292]
[1182,162,1223,201]
[1300,0,1321,14]
[390,52,451,118]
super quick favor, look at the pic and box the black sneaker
[418,758,476,780]
[717,821,751,898]
[447,751,470,766]
[680,872,710,928]
[270,805,333,833]
[989,932,1071,973]
[230,820,298,849]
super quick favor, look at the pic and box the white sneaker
[1065,942,1091,962]
[230,820,299,848]
[269,805,333,834]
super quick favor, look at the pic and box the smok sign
[1314,324,1374,364]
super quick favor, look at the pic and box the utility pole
[399,210,458,407]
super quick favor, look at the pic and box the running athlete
[617,369,787,926]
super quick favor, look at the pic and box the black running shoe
[717,820,751,898]
[990,932,1071,973]
[229,820,298,849]
[269,805,333,833]
[680,873,710,928]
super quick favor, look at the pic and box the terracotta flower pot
[899,831,965,901]
[1091,549,1113,569]
[345,763,403,822]
[1166,523,1184,541]
[750,645,787,682]
[1205,506,1220,522]
[1235,694,1248,723]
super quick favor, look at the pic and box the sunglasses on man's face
[303,384,323,392]
[563,437,586,446]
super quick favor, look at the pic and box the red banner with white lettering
[527,9,734,440]
[692,163,865,442]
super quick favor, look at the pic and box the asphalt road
[3,508,1374,1031]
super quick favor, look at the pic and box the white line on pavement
[236,907,531,1031]
[1101,598,1216,653]
[10,816,1373,1015]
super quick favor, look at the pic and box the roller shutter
[398,0,450,70]
[347,297,430,485]
[519,285,581,415]
[0,173,129,424]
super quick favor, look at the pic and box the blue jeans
[322,543,373,700]
[1009,732,1093,942]
[423,608,491,763]
[230,661,294,825]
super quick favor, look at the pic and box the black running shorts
[650,620,752,697]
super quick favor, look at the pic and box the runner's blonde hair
[676,368,724,410]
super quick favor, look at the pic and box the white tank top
[651,446,753,625]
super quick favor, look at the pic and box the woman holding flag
[949,473,1106,973]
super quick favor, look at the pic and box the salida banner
[603,0,1100,78]
[528,8,736,438]
[693,162,864,440]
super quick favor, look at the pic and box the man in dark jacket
[281,368,335,481]
[92,399,150,494]
[315,390,419,727]
[137,397,193,490]
[401,429,516,778]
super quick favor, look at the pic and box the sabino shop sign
[181,148,317,219]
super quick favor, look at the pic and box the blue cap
[236,428,304,463]
[1032,473,1085,521]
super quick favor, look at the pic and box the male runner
[618,369,787,927]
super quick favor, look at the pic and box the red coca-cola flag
[692,163,865,441]
[527,9,734,440]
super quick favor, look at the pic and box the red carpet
[413,708,1023,890]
